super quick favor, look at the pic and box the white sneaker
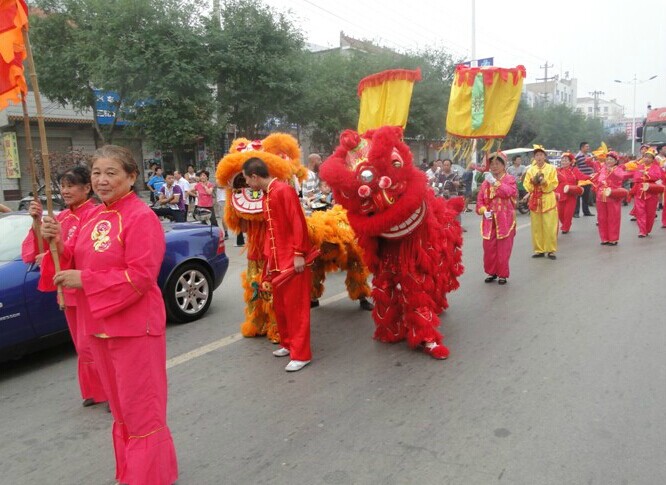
[272,347,290,357]
[285,360,310,372]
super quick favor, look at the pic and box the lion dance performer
[216,133,371,342]
[321,68,467,359]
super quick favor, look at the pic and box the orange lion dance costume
[216,133,371,342]
[321,69,464,359]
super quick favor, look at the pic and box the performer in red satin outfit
[21,167,106,407]
[586,152,631,245]
[476,152,517,285]
[556,153,590,234]
[41,146,177,485]
[243,157,313,372]
[629,149,664,237]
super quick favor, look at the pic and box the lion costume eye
[392,159,403,168]
[359,169,374,183]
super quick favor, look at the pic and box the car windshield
[644,125,666,144]
[0,214,33,261]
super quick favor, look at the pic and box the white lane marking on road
[166,290,349,369]
[167,333,244,369]
[169,221,529,369]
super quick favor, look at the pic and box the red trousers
[633,195,659,235]
[557,196,577,232]
[272,266,312,361]
[596,198,622,242]
[482,229,515,278]
[89,334,178,485]
[65,307,106,403]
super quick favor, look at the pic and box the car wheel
[165,262,213,323]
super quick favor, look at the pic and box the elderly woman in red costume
[476,152,517,285]
[585,151,631,245]
[21,166,106,408]
[628,148,664,237]
[41,146,178,485]
[555,152,590,234]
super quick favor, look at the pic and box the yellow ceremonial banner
[357,68,421,134]
[445,65,525,154]
[3,131,21,178]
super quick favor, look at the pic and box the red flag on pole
[0,0,28,110]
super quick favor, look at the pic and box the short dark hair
[58,165,91,187]
[657,143,666,151]
[164,170,174,177]
[512,155,522,161]
[579,142,589,149]
[242,157,270,178]
[198,169,210,178]
[442,158,452,165]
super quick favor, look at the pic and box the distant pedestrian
[173,170,191,216]
[191,170,218,226]
[153,171,186,222]
[146,166,165,204]
[462,162,475,212]
[574,142,594,217]
[215,180,229,239]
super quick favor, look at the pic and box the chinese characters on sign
[3,132,21,179]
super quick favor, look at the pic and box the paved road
[1,207,665,485]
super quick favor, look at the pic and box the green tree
[30,0,213,152]
[208,0,304,137]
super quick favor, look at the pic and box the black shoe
[638,234,646,238]
[630,217,637,221]
[600,241,609,245]
[484,275,498,283]
[584,213,594,216]
[607,241,618,246]
[310,299,320,308]
[82,398,97,407]
[359,298,374,311]
[561,230,569,234]
[532,253,545,258]
[498,278,507,285]
[573,214,580,218]
[547,253,557,260]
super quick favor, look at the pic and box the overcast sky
[242,0,666,118]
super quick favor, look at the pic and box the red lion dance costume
[322,124,464,359]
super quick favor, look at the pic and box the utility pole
[589,90,605,118]
[536,61,555,104]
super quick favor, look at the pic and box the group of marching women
[476,145,666,284]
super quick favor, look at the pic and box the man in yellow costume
[523,146,558,259]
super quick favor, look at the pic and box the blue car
[0,212,229,361]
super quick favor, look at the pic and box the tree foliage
[207,0,304,137]
[31,0,212,151]
[503,102,605,151]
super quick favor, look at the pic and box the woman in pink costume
[629,149,664,237]
[476,152,517,285]
[41,146,178,485]
[556,152,589,234]
[21,166,106,407]
[586,152,631,245]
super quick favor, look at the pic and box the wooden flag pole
[20,92,44,254]
[22,28,64,308]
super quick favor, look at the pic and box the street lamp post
[614,74,658,155]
